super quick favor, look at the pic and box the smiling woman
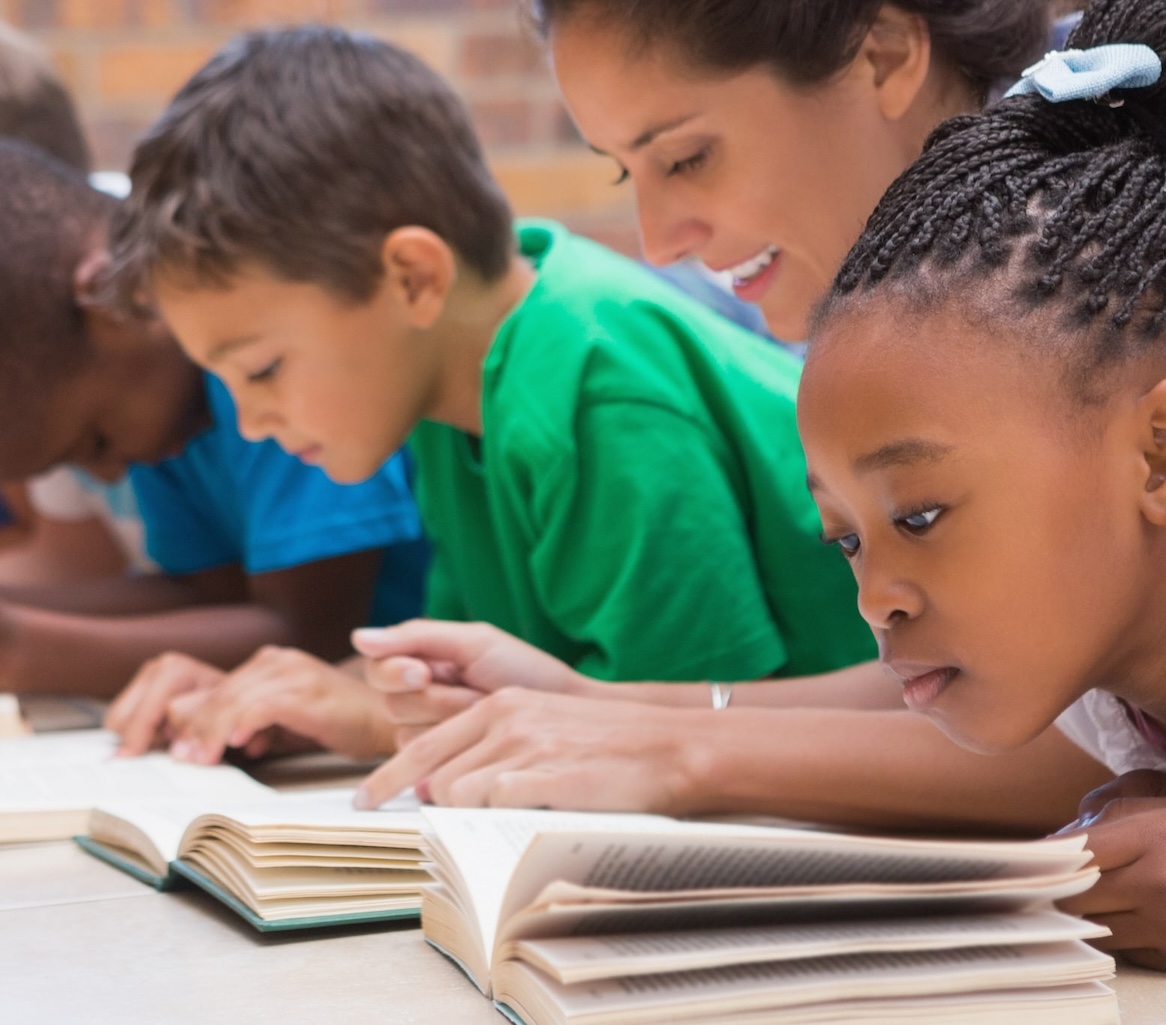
[529,0,1049,338]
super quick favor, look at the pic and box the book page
[91,785,424,874]
[0,730,271,843]
[420,809,1093,973]
[508,910,1110,984]
[493,941,1115,1025]
[421,807,697,964]
[497,829,1093,936]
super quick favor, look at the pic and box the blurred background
[0,0,1087,261]
[0,0,641,254]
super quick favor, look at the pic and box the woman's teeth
[729,245,780,285]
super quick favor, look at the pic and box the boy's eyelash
[247,358,282,383]
[668,148,710,177]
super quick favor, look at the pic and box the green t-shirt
[410,220,874,682]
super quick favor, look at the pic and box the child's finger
[1075,770,1166,822]
[365,655,433,693]
[113,656,220,756]
[353,619,497,665]
[382,684,482,726]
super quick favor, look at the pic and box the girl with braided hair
[799,0,1166,970]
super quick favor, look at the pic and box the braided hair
[818,0,1166,389]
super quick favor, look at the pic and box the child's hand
[352,686,698,813]
[106,651,225,756]
[1057,769,1166,971]
[158,646,398,764]
[352,620,588,747]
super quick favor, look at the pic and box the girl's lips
[294,444,323,464]
[899,667,959,713]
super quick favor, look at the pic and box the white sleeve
[1055,689,1166,775]
[26,468,107,522]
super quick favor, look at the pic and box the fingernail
[416,778,432,804]
[170,740,194,761]
[402,665,427,689]
[353,627,391,646]
[228,728,248,747]
[1054,812,1097,836]
[353,787,377,810]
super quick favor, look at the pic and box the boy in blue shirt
[0,140,426,698]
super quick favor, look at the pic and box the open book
[81,787,427,931]
[0,729,428,932]
[419,808,1118,1025]
[0,728,271,843]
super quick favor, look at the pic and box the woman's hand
[1057,769,1166,971]
[353,620,594,747]
[354,685,706,814]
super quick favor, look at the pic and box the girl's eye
[247,358,282,384]
[899,507,942,534]
[611,165,629,186]
[668,148,710,177]
[822,532,861,559]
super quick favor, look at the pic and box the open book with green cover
[419,808,1118,1025]
[80,787,428,931]
[0,729,428,932]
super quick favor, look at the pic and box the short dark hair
[525,0,1049,103]
[815,0,1166,402]
[0,22,90,172]
[110,26,514,306]
[0,140,110,433]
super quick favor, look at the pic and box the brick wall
[0,0,641,254]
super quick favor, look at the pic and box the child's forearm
[684,707,1114,833]
[0,602,294,698]
[0,573,212,616]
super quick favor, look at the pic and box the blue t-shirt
[128,374,427,627]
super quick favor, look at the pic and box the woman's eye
[668,148,709,177]
[611,165,629,186]
[900,507,942,533]
[247,358,282,384]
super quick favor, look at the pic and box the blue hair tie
[1005,43,1162,103]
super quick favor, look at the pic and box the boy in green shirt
[108,26,873,761]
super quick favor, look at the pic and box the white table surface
[1,840,1164,1025]
[2,703,1164,1024]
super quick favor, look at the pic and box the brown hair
[0,22,90,172]
[110,26,513,305]
[526,0,1051,103]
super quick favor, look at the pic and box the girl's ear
[1138,378,1166,526]
[380,227,457,329]
[856,6,932,122]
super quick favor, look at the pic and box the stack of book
[418,808,1118,1025]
